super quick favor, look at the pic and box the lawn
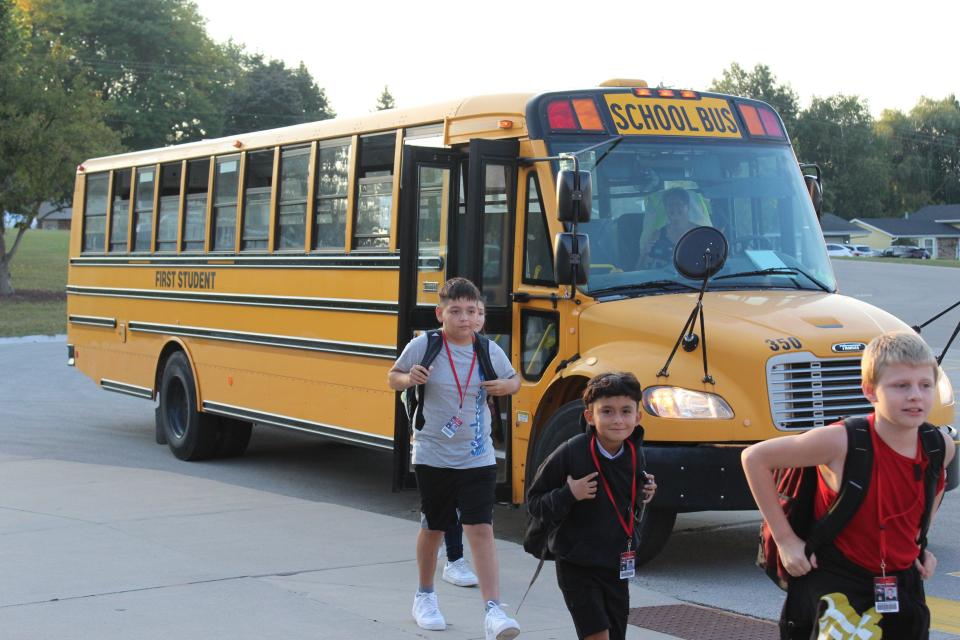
[835,256,960,268]
[1,229,69,337]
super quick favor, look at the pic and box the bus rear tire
[634,507,677,568]
[159,351,220,461]
[215,417,252,458]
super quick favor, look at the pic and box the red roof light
[547,100,578,130]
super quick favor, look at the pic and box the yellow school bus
[67,80,957,565]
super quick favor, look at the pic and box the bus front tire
[159,351,220,461]
[634,507,677,568]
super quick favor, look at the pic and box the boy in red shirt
[743,332,955,638]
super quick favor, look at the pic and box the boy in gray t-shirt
[388,278,521,640]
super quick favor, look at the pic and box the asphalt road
[1,257,958,632]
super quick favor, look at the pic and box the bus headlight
[938,372,955,406]
[642,386,735,419]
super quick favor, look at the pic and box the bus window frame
[81,171,110,254]
[274,143,312,253]
[313,136,353,253]
[520,170,555,286]
[239,146,276,253]
[131,163,157,254]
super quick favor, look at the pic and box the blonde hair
[861,331,938,386]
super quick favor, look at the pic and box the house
[850,217,960,259]
[819,213,869,244]
[37,202,73,230]
[908,204,960,229]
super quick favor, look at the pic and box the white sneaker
[442,557,479,587]
[412,591,446,631]
[484,601,520,640]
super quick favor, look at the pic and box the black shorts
[555,559,629,640]
[414,465,497,531]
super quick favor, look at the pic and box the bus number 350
[765,337,803,351]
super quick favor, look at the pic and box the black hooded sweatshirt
[526,424,646,570]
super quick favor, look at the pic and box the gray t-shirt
[395,332,516,469]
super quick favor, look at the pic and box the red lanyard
[870,423,923,574]
[441,331,477,411]
[589,436,637,542]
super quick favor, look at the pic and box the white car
[825,243,855,257]
[851,244,878,257]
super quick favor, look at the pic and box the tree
[0,0,120,296]
[792,95,890,218]
[876,96,960,213]
[710,62,801,135]
[27,0,239,149]
[222,55,334,135]
[375,85,395,111]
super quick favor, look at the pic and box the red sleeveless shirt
[813,414,945,573]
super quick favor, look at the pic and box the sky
[193,0,958,120]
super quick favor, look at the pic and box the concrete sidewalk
[0,452,698,639]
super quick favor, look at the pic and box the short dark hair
[582,371,642,405]
[438,277,481,303]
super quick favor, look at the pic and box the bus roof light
[658,89,676,97]
[77,164,85,173]
[498,119,514,129]
[547,100,578,130]
[680,90,698,98]
[571,98,604,131]
[758,107,785,139]
[737,104,766,136]
[633,88,653,97]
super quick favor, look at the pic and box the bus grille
[767,353,873,430]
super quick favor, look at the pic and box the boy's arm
[916,431,955,580]
[527,444,580,523]
[387,364,431,391]
[481,374,520,396]
[741,424,847,577]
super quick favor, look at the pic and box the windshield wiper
[713,267,832,293]
[589,280,701,298]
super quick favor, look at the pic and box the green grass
[1,229,69,337]
[835,256,960,268]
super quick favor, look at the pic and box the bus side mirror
[554,232,590,285]
[556,170,592,222]
[805,174,823,220]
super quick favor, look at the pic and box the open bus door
[393,140,519,495]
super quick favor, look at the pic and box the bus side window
[353,132,396,250]
[82,172,109,253]
[212,154,240,252]
[314,138,350,250]
[131,165,155,252]
[276,144,310,251]
[182,158,210,252]
[241,149,274,251]
[521,310,558,381]
[156,162,181,252]
[108,168,132,253]
[522,172,554,284]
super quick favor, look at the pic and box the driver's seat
[615,213,646,268]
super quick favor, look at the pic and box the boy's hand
[567,472,598,501]
[915,549,937,580]
[641,473,656,504]
[480,378,513,396]
[407,365,432,386]
[777,535,817,577]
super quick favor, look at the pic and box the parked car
[825,243,855,257]
[851,244,879,257]
[902,247,931,259]
[881,246,913,258]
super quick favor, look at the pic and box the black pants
[781,545,929,639]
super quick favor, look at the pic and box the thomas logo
[832,342,867,353]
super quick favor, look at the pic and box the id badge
[441,415,463,438]
[873,575,899,613]
[619,550,636,580]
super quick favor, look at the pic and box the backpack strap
[917,423,946,554]
[410,330,444,431]
[804,417,873,557]
[473,332,505,437]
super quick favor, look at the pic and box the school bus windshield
[552,139,837,295]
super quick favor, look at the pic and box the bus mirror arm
[912,299,960,365]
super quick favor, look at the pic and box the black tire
[525,400,586,495]
[214,416,252,458]
[634,507,677,568]
[159,351,220,461]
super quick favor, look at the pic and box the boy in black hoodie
[526,372,657,640]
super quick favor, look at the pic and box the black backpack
[403,330,502,432]
[757,416,946,591]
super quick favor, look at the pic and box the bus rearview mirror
[804,174,823,220]
[556,170,592,223]
[554,232,590,285]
